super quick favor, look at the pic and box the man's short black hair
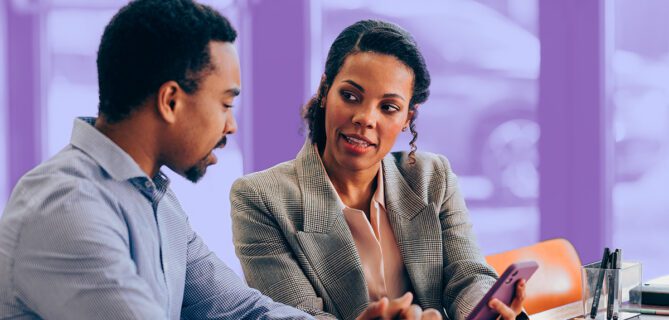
[97,0,237,122]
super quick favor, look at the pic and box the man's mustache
[215,136,227,149]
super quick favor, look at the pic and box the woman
[231,20,526,320]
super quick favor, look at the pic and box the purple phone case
[465,261,539,320]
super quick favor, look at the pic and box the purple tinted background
[0,0,666,280]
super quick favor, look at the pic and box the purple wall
[5,1,42,194]
[0,3,7,208]
[241,0,311,173]
[538,0,611,264]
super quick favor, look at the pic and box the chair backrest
[485,238,582,314]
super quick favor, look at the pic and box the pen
[613,250,621,319]
[620,308,669,316]
[607,250,621,320]
[606,251,615,320]
[590,247,610,319]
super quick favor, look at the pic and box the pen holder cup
[581,261,642,319]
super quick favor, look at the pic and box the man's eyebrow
[224,87,241,97]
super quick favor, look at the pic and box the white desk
[530,276,669,320]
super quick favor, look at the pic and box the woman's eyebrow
[342,79,406,101]
[342,79,365,92]
[383,93,405,101]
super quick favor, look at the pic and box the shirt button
[144,181,152,188]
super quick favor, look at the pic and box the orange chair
[485,238,582,314]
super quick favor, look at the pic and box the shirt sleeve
[12,180,167,320]
[179,221,314,320]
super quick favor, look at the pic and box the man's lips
[208,152,218,165]
[205,136,227,164]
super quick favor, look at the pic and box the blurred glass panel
[49,0,127,7]
[318,0,539,254]
[42,3,245,276]
[611,0,669,280]
[45,8,116,156]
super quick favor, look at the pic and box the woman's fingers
[510,279,527,314]
[356,297,388,320]
[489,298,517,320]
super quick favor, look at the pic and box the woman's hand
[488,279,527,320]
[356,292,442,320]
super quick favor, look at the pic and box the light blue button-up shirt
[0,117,312,320]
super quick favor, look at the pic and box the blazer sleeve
[437,156,498,320]
[230,177,338,320]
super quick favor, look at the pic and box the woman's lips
[340,133,375,154]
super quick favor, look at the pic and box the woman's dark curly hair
[302,19,431,162]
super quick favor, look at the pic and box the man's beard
[184,160,207,183]
[183,136,227,183]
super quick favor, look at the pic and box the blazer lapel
[382,157,444,311]
[294,141,369,320]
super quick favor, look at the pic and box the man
[0,0,301,318]
[0,0,439,319]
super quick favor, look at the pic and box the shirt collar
[373,164,386,211]
[129,172,170,206]
[70,117,166,185]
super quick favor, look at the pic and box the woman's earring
[402,126,408,132]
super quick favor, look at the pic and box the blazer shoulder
[386,151,456,200]
[387,150,454,178]
[229,158,307,233]
[230,158,300,201]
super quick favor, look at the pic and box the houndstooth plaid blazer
[231,141,499,320]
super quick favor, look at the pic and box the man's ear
[156,81,181,124]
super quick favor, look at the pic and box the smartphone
[466,261,539,320]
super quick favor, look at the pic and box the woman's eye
[341,91,359,102]
[382,104,400,112]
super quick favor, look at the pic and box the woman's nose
[351,106,377,129]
